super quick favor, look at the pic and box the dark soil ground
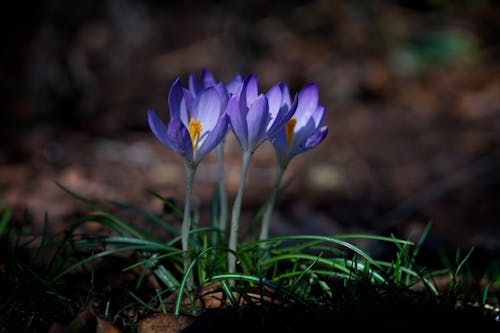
[1,0,500,331]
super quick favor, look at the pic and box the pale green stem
[182,162,196,291]
[216,140,228,232]
[228,150,252,275]
[259,165,285,243]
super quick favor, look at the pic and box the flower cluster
[148,70,327,170]
[147,69,328,287]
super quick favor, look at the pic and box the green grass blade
[128,291,156,312]
[166,227,222,246]
[221,280,239,308]
[455,247,474,277]
[50,245,162,283]
[154,264,180,290]
[0,206,12,238]
[146,189,184,219]
[56,182,146,239]
[206,273,307,306]
[109,200,180,236]
[375,260,439,295]
[244,235,380,266]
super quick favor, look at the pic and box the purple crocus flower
[188,69,217,95]
[147,77,229,167]
[187,69,244,235]
[189,69,243,100]
[270,83,328,168]
[225,73,243,96]
[227,75,297,153]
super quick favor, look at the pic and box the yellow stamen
[285,118,297,148]
[188,118,202,151]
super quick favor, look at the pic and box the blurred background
[1,0,499,267]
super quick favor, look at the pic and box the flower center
[188,118,202,151]
[285,117,296,148]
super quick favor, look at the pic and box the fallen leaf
[137,313,195,333]
[96,317,122,333]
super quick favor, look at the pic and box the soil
[1,0,500,331]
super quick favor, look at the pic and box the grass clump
[2,185,498,332]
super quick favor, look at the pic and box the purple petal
[293,116,317,145]
[294,83,319,128]
[266,92,297,138]
[188,74,198,96]
[246,94,270,150]
[166,116,193,161]
[303,126,328,149]
[195,114,229,162]
[280,84,292,110]
[292,126,328,156]
[270,126,287,152]
[240,74,258,108]
[215,82,229,106]
[266,83,283,125]
[226,73,243,95]
[227,96,249,149]
[200,69,216,87]
[270,127,291,168]
[168,78,184,118]
[180,88,194,127]
[148,110,193,161]
[312,105,325,127]
[147,110,175,151]
[192,87,222,131]
[188,69,217,96]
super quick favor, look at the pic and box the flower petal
[147,110,175,151]
[266,83,283,126]
[303,126,328,149]
[168,78,184,118]
[271,126,287,152]
[180,88,194,126]
[226,73,243,96]
[269,126,292,168]
[188,69,216,96]
[312,105,325,127]
[215,82,229,106]
[240,74,258,108]
[195,114,229,163]
[188,74,198,96]
[227,96,249,149]
[266,91,297,138]
[166,116,193,161]
[292,116,316,146]
[280,83,292,110]
[148,110,193,161]
[200,69,216,87]
[292,126,328,156]
[246,94,270,150]
[192,86,222,132]
[294,83,319,129]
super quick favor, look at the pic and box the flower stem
[216,140,228,232]
[228,150,252,275]
[182,162,196,291]
[259,165,285,243]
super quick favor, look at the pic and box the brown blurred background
[1,0,499,266]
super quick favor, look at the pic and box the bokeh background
[1,0,499,267]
